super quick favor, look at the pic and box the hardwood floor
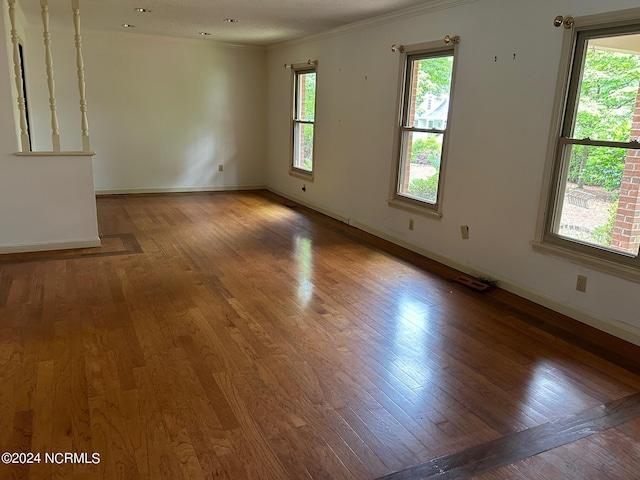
[1,190,639,480]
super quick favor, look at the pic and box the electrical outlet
[460,225,469,240]
[218,164,223,172]
[576,275,587,293]
[409,219,414,231]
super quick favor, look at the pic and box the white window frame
[388,40,459,217]
[533,7,640,282]
[290,63,317,180]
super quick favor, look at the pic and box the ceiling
[19,0,438,46]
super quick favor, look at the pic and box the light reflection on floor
[294,234,314,306]
[522,361,595,416]
[393,292,438,342]
[390,292,440,386]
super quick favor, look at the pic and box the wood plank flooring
[1,190,639,480]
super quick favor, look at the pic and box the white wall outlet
[576,275,587,292]
[218,164,223,172]
[461,225,469,239]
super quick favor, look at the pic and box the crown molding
[268,0,479,50]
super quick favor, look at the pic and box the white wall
[266,0,640,344]
[24,26,268,193]
[0,2,99,253]
[0,154,100,252]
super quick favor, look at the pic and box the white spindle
[71,0,90,152]
[8,0,30,152]
[40,0,60,151]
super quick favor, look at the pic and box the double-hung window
[390,40,458,215]
[538,11,640,278]
[291,65,317,178]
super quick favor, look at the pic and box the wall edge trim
[0,237,101,254]
[95,184,267,195]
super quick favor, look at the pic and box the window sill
[289,168,313,181]
[387,198,442,219]
[531,240,640,284]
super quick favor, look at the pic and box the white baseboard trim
[352,220,640,348]
[95,184,267,195]
[266,187,640,347]
[266,187,351,224]
[0,237,102,254]
[493,273,640,348]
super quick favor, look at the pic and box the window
[538,14,640,276]
[390,41,457,215]
[291,66,317,177]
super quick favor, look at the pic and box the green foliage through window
[568,46,640,191]
[410,137,441,168]
[407,169,439,203]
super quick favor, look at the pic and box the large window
[390,41,457,215]
[291,66,317,177]
[539,17,640,275]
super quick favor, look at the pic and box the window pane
[294,123,314,171]
[398,131,443,204]
[572,35,640,143]
[296,72,316,122]
[554,144,639,256]
[405,55,453,129]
